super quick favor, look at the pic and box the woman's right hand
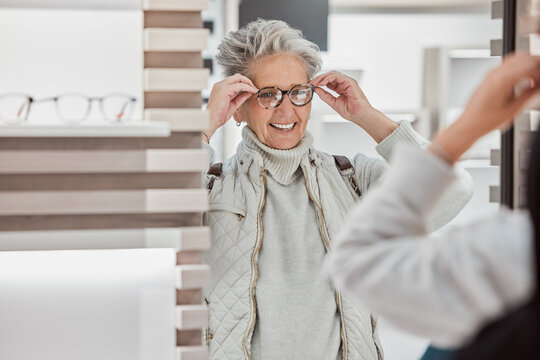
[434,52,540,164]
[204,74,259,141]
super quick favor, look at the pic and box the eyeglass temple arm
[115,100,131,119]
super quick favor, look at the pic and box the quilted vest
[203,141,384,360]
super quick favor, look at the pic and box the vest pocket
[208,203,246,222]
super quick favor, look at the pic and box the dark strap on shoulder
[207,162,223,191]
[333,155,353,171]
[333,155,362,199]
[208,162,223,177]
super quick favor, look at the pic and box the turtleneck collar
[241,126,313,185]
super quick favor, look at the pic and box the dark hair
[452,131,540,359]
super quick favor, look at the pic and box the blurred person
[201,19,473,360]
[327,52,540,359]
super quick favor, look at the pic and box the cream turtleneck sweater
[242,127,342,360]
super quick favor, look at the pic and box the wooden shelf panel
[143,0,209,11]
[177,329,202,347]
[0,213,203,231]
[177,250,203,265]
[145,92,203,109]
[491,0,503,19]
[144,69,210,91]
[177,346,208,360]
[144,226,210,251]
[0,189,207,215]
[176,264,210,289]
[490,148,501,166]
[176,305,208,330]
[0,172,202,191]
[144,11,202,29]
[177,289,203,305]
[489,185,500,203]
[0,132,201,150]
[490,38,503,56]
[144,109,209,131]
[0,149,208,173]
[145,52,202,69]
[144,29,209,52]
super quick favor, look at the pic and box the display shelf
[0,121,170,137]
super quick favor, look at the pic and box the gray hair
[215,19,322,80]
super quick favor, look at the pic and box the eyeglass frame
[0,92,138,124]
[255,83,317,109]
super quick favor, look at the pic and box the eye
[292,89,309,99]
[260,92,274,99]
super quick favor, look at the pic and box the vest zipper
[243,167,267,360]
[302,165,349,360]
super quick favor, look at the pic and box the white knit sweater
[243,128,342,360]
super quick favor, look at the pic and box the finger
[230,91,253,109]
[227,73,258,91]
[311,72,341,87]
[310,71,334,85]
[314,87,338,109]
[317,74,352,92]
[325,79,356,97]
[227,83,259,98]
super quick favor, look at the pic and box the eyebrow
[258,83,310,90]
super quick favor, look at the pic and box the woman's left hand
[310,71,398,143]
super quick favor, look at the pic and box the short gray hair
[215,19,322,80]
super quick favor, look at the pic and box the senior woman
[201,19,472,360]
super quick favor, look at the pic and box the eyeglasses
[0,93,137,125]
[256,84,316,109]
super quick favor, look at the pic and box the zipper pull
[204,328,214,346]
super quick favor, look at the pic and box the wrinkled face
[234,54,311,150]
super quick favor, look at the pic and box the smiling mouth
[269,122,296,130]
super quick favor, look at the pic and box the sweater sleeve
[352,121,473,230]
[327,145,534,348]
[202,141,216,166]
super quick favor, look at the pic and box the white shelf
[449,49,493,58]
[0,121,170,137]
[458,159,496,169]
[0,0,141,10]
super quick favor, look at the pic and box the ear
[232,109,243,124]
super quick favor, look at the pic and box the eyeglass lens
[100,95,136,122]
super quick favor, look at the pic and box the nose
[275,93,295,115]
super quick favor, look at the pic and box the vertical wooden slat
[143,3,210,359]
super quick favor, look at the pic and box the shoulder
[311,148,386,178]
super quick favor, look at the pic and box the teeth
[270,123,294,129]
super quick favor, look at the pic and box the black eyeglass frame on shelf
[256,83,317,109]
